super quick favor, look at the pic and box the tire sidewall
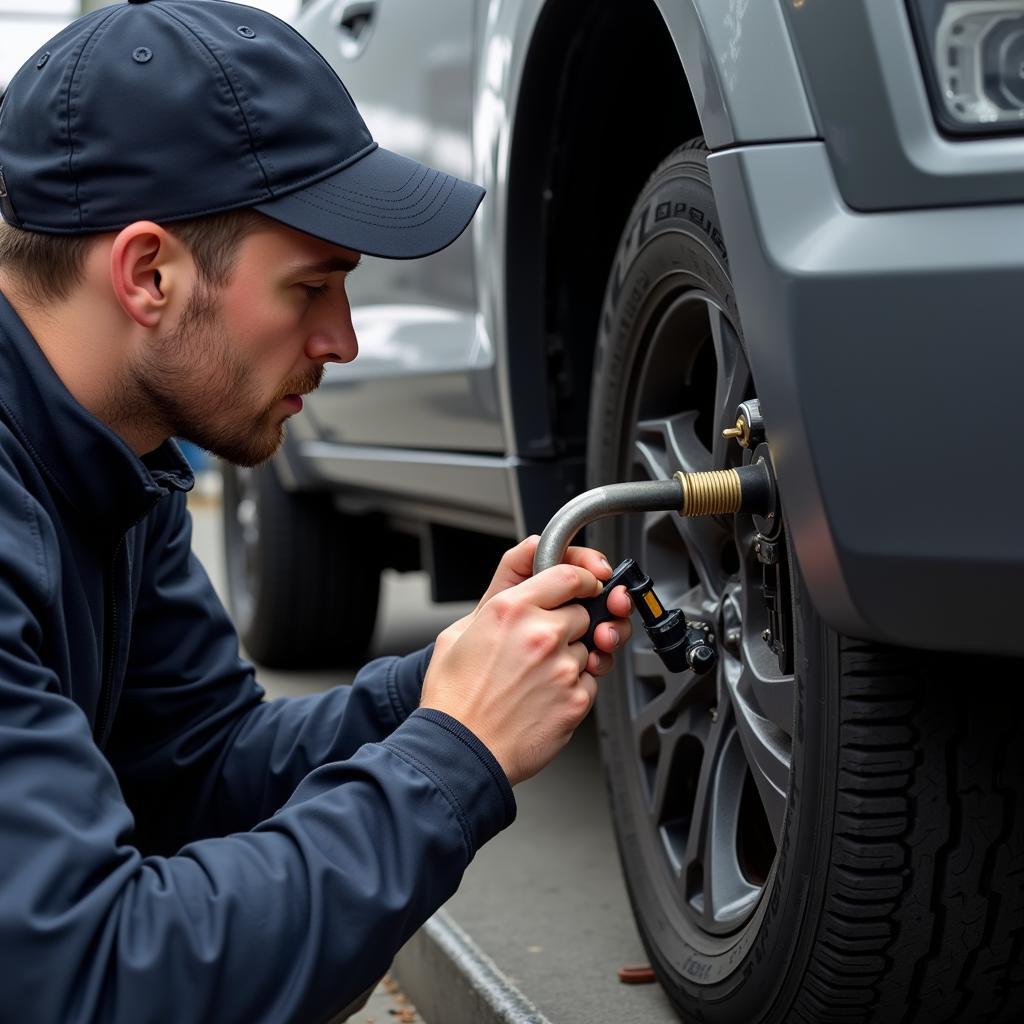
[588,147,840,1020]
[220,461,382,668]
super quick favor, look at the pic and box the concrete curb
[393,910,552,1024]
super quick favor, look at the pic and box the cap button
[127,0,156,5]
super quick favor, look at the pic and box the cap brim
[254,146,484,260]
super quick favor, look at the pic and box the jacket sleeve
[0,495,515,1023]
[108,491,434,852]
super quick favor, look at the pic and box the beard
[106,284,323,467]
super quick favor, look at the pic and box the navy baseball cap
[0,0,484,259]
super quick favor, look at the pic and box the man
[0,2,634,1022]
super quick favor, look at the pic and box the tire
[588,140,1024,1023]
[221,461,382,669]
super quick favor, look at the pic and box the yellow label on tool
[643,591,663,618]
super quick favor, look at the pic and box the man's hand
[454,535,632,677]
[420,537,634,786]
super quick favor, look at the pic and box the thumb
[479,535,541,606]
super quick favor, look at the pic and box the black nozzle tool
[577,558,718,675]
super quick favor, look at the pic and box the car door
[294,0,502,454]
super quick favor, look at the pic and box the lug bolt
[687,644,716,673]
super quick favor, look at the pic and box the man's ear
[109,221,187,328]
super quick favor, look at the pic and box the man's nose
[305,324,358,365]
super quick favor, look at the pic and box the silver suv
[220,3,1024,1021]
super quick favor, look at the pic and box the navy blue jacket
[0,291,516,1023]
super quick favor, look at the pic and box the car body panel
[297,0,493,453]
[304,306,502,452]
[654,0,817,149]
[783,0,1024,210]
[710,140,1024,655]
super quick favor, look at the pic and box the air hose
[533,461,775,675]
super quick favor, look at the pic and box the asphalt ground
[188,485,679,1023]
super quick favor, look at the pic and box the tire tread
[791,644,1024,1024]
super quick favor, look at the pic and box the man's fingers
[479,536,541,605]
[485,540,614,608]
[501,535,540,577]
[569,640,590,676]
[593,617,632,653]
[561,544,614,582]
[604,584,633,618]
[514,563,602,610]
[576,672,598,715]
[561,603,596,646]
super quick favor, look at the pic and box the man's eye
[302,283,330,298]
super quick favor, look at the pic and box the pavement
[188,484,679,1024]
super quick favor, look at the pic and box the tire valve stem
[577,558,718,675]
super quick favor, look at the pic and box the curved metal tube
[533,479,684,574]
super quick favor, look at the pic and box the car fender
[471,0,816,462]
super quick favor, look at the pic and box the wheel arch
[502,0,702,473]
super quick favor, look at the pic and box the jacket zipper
[94,534,125,746]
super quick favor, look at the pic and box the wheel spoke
[739,643,796,737]
[703,726,761,927]
[630,644,703,830]
[635,510,691,610]
[677,703,760,928]
[636,410,711,477]
[630,642,668,681]
[645,707,701,831]
[725,667,791,846]
[635,413,730,598]
[676,583,713,624]
[683,706,728,920]
[631,660,702,739]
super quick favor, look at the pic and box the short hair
[0,208,268,306]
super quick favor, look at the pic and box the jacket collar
[0,289,194,539]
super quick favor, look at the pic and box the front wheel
[588,140,1024,1023]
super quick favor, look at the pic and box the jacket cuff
[384,708,515,856]
[386,643,433,724]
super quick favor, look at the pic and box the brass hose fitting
[676,468,742,517]
[533,461,774,573]
[722,418,751,448]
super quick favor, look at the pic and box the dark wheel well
[506,0,701,465]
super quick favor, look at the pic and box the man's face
[128,221,360,466]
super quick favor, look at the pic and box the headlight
[909,0,1024,134]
